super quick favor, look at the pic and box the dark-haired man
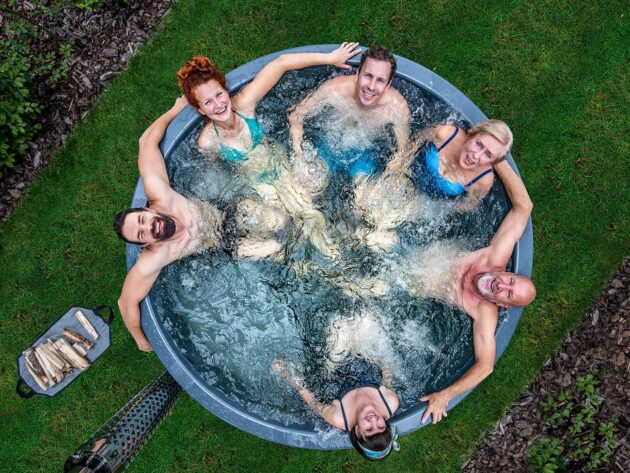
[289,45,410,179]
[115,98,288,352]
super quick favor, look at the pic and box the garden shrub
[527,367,620,472]
[0,1,77,175]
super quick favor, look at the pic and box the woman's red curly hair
[176,56,227,109]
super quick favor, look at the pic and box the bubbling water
[152,67,509,427]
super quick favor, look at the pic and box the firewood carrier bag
[16,305,113,398]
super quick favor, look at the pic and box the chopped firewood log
[72,343,87,357]
[25,361,48,391]
[54,339,90,371]
[63,328,94,349]
[33,348,54,385]
[23,348,48,390]
[40,341,67,371]
[35,345,64,384]
[24,348,46,378]
[45,340,72,372]
[75,310,99,340]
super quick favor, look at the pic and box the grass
[1,0,628,471]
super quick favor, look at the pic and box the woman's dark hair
[113,207,144,244]
[176,55,227,109]
[358,45,397,83]
[349,420,394,462]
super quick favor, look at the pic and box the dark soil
[0,0,172,223]
[464,258,630,472]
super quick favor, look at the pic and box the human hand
[420,391,450,424]
[272,359,303,389]
[173,95,189,111]
[329,42,361,69]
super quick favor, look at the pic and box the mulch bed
[0,0,172,222]
[464,258,630,472]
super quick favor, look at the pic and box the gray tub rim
[125,44,534,449]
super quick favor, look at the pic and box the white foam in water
[152,67,509,424]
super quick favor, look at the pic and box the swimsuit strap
[465,167,494,188]
[339,398,350,431]
[437,127,459,151]
[212,112,253,149]
[339,386,392,432]
[377,387,393,418]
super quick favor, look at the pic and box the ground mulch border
[464,258,630,472]
[0,0,173,222]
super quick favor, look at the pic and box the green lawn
[1,1,628,471]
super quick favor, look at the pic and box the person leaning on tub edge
[289,44,411,180]
[411,159,536,424]
[273,358,400,462]
[113,44,362,352]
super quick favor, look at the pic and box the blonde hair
[467,119,513,162]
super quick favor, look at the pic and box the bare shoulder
[134,245,171,276]
[386,86,408,107]
[321,400,345,428]
[324,75,354,95]
[434,124,459,145]
[380,386,400,413]
[197,123,219,152]
[472,168,495,193]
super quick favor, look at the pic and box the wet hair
[113,207,144,244]
[176,56,227,109]
[467,119,513,163]
[358,45,397,83]
[349,420,394,462]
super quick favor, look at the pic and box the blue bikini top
[414,127,493,198]
[213,111,264,162]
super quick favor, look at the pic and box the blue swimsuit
[412,128,493,198]
[213,111,264,162]
[316,138,379,179]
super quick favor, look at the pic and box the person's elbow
[518,196,533,216]
[118,293,140,317]
[480,362,494,380]
[268,54,292,73]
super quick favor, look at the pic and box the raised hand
[329,42,361,69]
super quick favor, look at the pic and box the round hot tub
[125,45,533,449]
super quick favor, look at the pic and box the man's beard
[151,214,176,241]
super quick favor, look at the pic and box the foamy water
[152,67,509,427]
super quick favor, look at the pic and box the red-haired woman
[176,44,360,258]
[177,43,360,163]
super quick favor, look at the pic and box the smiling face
[355,404,387,438]
[354,58,392,107]
[194,79,232,122]
[475,272,536,308]
[121,209,177,245]
[459,133,507,169]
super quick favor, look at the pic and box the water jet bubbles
[152,66,507,419]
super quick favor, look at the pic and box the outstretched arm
[272,359,342,428]
[138,97,189,202]
[487,160,533,266]
[233,42,361,113]
[117,255,164,351]
[420,305,497,424]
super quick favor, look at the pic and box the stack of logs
[22,310,99,391]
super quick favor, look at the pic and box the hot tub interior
[148,65,511,434]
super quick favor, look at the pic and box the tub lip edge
[125,44,534,447]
